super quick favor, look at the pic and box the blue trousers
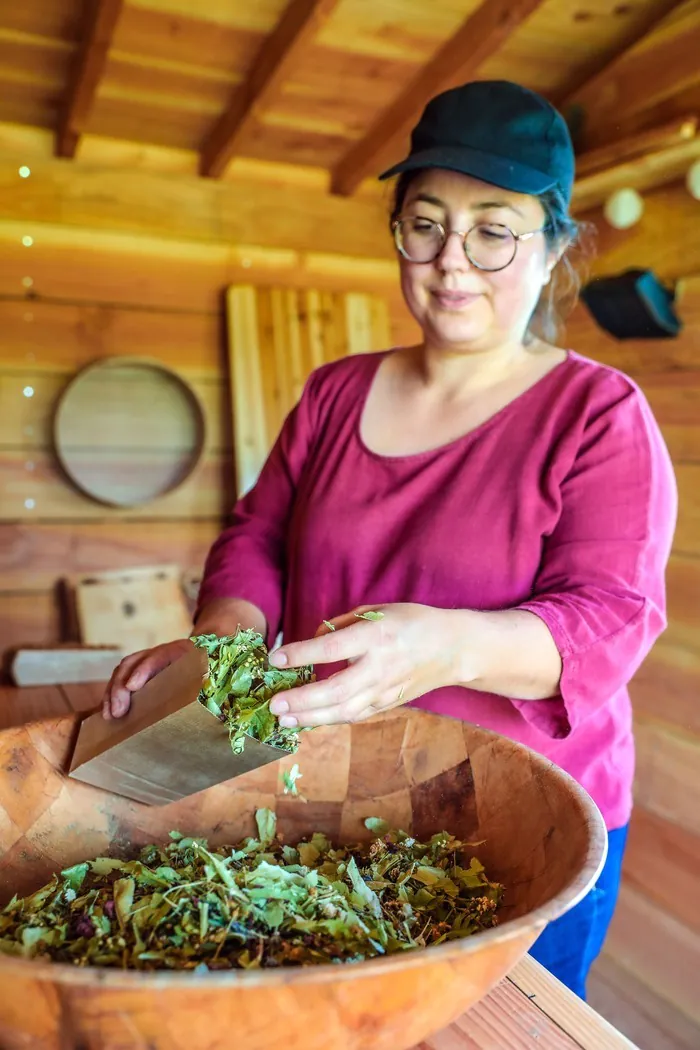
[529,824,628,1000]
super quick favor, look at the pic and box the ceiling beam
[56,0,124,159]
[563,0,700,150]
[200,0,339,179]
[330,0,547,197]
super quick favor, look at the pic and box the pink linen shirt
[198,350,677,830]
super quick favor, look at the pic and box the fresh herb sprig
[192,630,313,755]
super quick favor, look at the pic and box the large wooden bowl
[0,708,606,1050]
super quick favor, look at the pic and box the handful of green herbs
[192,630,313,755]
[0,811,502,971]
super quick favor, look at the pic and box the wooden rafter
[330,0,547,197]
[572,121,700,213]
[564,0,700,150]
[200,0,340,179]
[56,0,125,159]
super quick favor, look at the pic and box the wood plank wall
[565,183,700,1047]
[0,142,414,660]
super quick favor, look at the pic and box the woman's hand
[267,603,472,728]
[102,638,194,720]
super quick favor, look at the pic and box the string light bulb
[19,166,31,178]
[603,188,644,229]
[687,160,700,201]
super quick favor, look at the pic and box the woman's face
[396,168,557,352]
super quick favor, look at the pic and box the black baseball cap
[379,80,575,208]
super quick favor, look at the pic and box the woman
[104,80,677,998]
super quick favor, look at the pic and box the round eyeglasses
[392,217,546,272]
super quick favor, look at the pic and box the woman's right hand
[102,638,194,720]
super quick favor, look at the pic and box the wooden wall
[0,131,415,661]
[566,182,700,1050]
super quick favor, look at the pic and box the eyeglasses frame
[391,216,549,272]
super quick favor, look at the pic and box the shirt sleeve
[195,370,323,648]
[514,378,678,740]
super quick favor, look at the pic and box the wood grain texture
[0,705,607,1050]
[0,447,232,521]
[201,0,341,177]
[589,953,700,1050]
[227,285,390,495]
[0,520,221,591]
[622,806,700,934]
[57,0,125,158]
[331,0,548,195]
[566,0,700,149]
[633,715,700,836]
[604,884,700,1025]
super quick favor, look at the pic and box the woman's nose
[437,231,471,272]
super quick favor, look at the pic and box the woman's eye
[411,221,436,234]
[477,225,509,240]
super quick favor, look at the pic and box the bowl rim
[0,732,608,989]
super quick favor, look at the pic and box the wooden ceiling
[2,0,699,205]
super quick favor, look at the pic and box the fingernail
[126,676,138,690]
[270,699,289,715]
[279,716,298,728]
[269,651,287,667]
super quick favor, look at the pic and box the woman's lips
[431,290,482,310]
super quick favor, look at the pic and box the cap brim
[378,145,556,197]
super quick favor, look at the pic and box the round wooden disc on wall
[53,357,206,507]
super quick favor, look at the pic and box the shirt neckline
[354,348,575,464]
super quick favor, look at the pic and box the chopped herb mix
[0,812,502,971]
[192,630,313,755]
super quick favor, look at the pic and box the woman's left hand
[267,603,471,728]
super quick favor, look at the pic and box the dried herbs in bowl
[0,811,503,971]
[192,630,314,755]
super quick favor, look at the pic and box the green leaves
[354,611,384,621]
[0,808,502,971]
[191,631,314,755]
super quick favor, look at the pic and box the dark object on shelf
[581,269,682,339]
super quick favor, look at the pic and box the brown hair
[390,172,595,344]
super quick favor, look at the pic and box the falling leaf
[283,763,303,797]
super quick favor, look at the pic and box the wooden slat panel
[0,300,223,377]
[633,715,700,837]
[0,520,220,591]
[0,448,232,521]
[589,953,700,1050]
[632,639,700,736]
[0,370,230,452]
[604,883,700,1025]
[623,806,700,934]
[227,284,389,495]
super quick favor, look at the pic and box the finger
[102,650,147,719]
[269,661,370,718]
[270,621,371,669]
[281,690,384,729]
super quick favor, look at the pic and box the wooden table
[0,683,637,1050]
[420,954,637,1050]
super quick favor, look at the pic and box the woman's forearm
[192,597,267,639]
[448,608,563,701]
